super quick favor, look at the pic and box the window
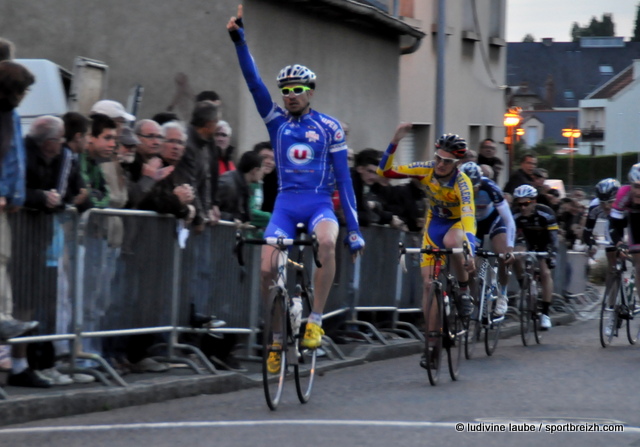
[599,65,614,75]
[564,90,575,100]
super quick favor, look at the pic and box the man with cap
[90,100,135,133]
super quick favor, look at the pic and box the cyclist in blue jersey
[227,6,364,373]
[460,162,516,316]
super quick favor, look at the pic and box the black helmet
[435,133,467,159]
[594,178,620,201]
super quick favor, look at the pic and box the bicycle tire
[294,290,317,404]
[626,280,639,345]
[519,275,532,346]
[423,284,443,386]
[599,277,619,348]
[484,291,502,356]
[262,288,288,410]
[465,278,482,360]
[533,280,543,345]
[446,304,464,381]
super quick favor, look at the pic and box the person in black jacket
[504,152,537,195]
[217,150,264,224]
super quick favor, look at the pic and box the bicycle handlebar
[235,231,322,268]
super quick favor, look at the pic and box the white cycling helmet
[513,184,538,199]
[594,178,620,201]
[276,64,316,88]
[628,163,640,183]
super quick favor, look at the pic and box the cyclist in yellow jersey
[378,124,476,355]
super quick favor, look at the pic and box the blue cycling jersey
[232,28,359,233]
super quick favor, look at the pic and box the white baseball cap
[90,100,135,121]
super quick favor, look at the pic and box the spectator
[138,121,196,221]
[215,120,236,175]
[557,197,584,248]
[492,157,504,182]
[504,152,537,195]
[22,116,91,385]
[460,148,478,163]
[116,126,139,165]
[394,177,427,233]
[179,100,220,227]
[0,38,15,61]
[90,100,135,134]
[351,148,401,227]
[477,138,501,181]
[62,112,91,159]
[217,151,264,224]
[532,167,552,207]
[253,141,277,213]
[546,188,561,213]
[151,111,179,126]
[0,60,43,388]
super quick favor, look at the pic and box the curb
[0,313,575,427]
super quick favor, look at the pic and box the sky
[506,0,639,42]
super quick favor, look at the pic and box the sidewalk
[0,312,576,427]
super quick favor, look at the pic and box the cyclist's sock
[499,284,508,297]
[541,301,550,315]
[308,312,322,326]
[272,333,283,345]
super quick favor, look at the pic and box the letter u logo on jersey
[287,143,314,165]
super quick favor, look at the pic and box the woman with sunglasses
[512,184,559,330]
[378,123,476,368]
[226,6,365,367]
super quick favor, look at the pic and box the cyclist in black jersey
[512,185,559,329]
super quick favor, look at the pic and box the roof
[507,40,640,107]
[586,64,633,99]
[521,109,579,144]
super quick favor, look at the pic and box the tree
[522,34,535,43]
[632,3,640,42]
[571,13,615,41]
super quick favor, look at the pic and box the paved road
[0,312,639,447]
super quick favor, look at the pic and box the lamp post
[562,127,581,191]
[516,127,525,142]
[504,107,522,177]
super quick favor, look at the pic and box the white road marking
[0,419,638,435]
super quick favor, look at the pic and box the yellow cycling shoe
[301,322,324,349]
[267,343,282,374]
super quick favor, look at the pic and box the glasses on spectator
[281,85,311,96]
[137,133,164,140]
[46,137,66,143]
[215,132,228,137]
[434,154,456,166]
[517,201,533,207]
[480,145,495,150]
[165,138,185,145]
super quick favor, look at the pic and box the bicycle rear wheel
[484,293,502,356]
[519,275,532,346]
[423,285,443,386]
[599,278,619,348]
[262,288,288,410]
[465,279,482,360]
[446,304,464,381]
[295,291,317,404]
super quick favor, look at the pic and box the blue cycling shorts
[264,192,338,238]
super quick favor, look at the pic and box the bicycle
[514,251,550,346]
[599,245,640,348]
[235,228,321,410]
[399,242,470,386]
[465,249,506,358]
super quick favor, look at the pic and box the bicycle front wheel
[626,282,639,345]
[484,293,503,356]
[262,288,288,410]
[600,277,619,348]
[465,279,482,360]
[519,275,532,346]
[294,291,317,404]
[423,285,443,386]
[446,304,464,381]
[533,283,543,345]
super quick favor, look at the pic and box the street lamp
[516,127,525,142]
[562,127,581,191]
[504,107,522,177]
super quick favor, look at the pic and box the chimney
[545,75,555,108]
[541,37,554,47]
